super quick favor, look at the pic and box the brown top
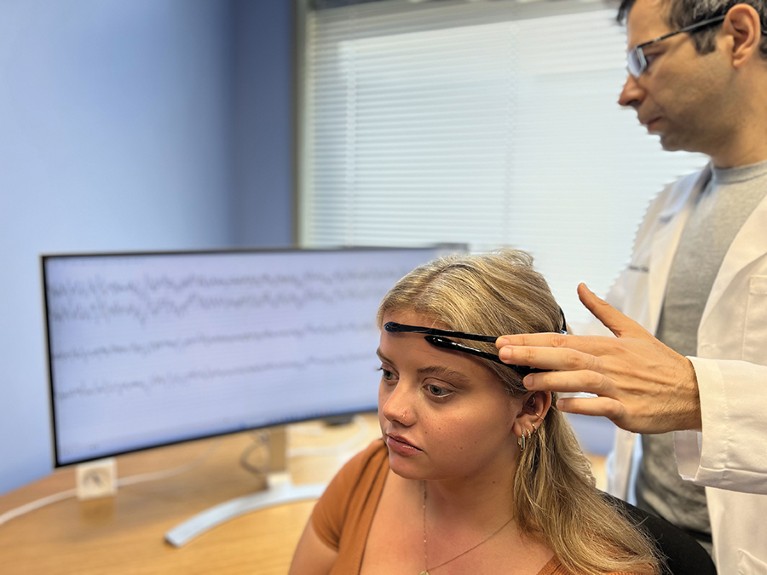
[310,439,626,575]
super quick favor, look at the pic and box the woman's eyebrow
[376,349,471,384]
[417,365,471,385]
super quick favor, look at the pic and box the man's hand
[496,283,702,434]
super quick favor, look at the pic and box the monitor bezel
[40,245,459,467]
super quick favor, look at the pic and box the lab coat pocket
[743,275,767,364]
[737,548,767,574]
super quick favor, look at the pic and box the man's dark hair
[617,0,767,57]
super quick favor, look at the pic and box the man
[495,1,767,573]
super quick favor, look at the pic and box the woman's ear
[513,391,551,443]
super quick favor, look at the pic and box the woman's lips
[386,434,422,457]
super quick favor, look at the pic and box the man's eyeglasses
[627,15,726,78]
[383,309,566,377]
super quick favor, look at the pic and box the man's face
[617,0,733,155]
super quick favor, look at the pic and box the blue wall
[0,0,294,494]
[232,0,295,247]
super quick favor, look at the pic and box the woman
[290,249,660,574]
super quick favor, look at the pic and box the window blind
[299,0,707,324]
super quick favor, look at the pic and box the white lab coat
[602,165,767,574]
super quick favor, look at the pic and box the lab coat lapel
[702,192,767,325]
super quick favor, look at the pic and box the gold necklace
[419,481,514,575]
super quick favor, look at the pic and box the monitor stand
[164,427,325,548]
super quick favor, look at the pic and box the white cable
[0,440,221,527]
[0,489,77,526]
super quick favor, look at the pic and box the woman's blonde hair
[377,248,660,575]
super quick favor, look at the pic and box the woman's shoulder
[330,438,387,490]
[310,438,387,549]
[319,438,386,504]
[346,438,387,471]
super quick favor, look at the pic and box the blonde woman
[290,249,663,574]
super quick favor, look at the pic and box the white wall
[0,0,294,494]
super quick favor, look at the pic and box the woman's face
[377,310,525,482]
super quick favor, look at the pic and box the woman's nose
[380,382,416,426]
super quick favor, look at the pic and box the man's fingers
[496,333,624,369]
[522,369,611,396]
[554,395,625,422]
[498,341,593,373]
[496,285,654,352]
[577,283,651,340]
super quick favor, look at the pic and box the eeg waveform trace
[42,247,451,466]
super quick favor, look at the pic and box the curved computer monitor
[41,245,461,468]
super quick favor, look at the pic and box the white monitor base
[165,473,325,547]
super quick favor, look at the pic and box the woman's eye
[425,383,453,399]
[377,366,396,382]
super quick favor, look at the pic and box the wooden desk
[0,415,382,575]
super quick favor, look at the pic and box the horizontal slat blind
[300,0,707,324]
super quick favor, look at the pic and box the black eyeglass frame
[383,309,566,377]
[626,15,727,78]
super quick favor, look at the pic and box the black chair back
[603,492,717,575]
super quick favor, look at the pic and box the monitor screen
[42,246,459,467]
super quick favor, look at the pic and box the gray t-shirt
[635,160,767,553]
